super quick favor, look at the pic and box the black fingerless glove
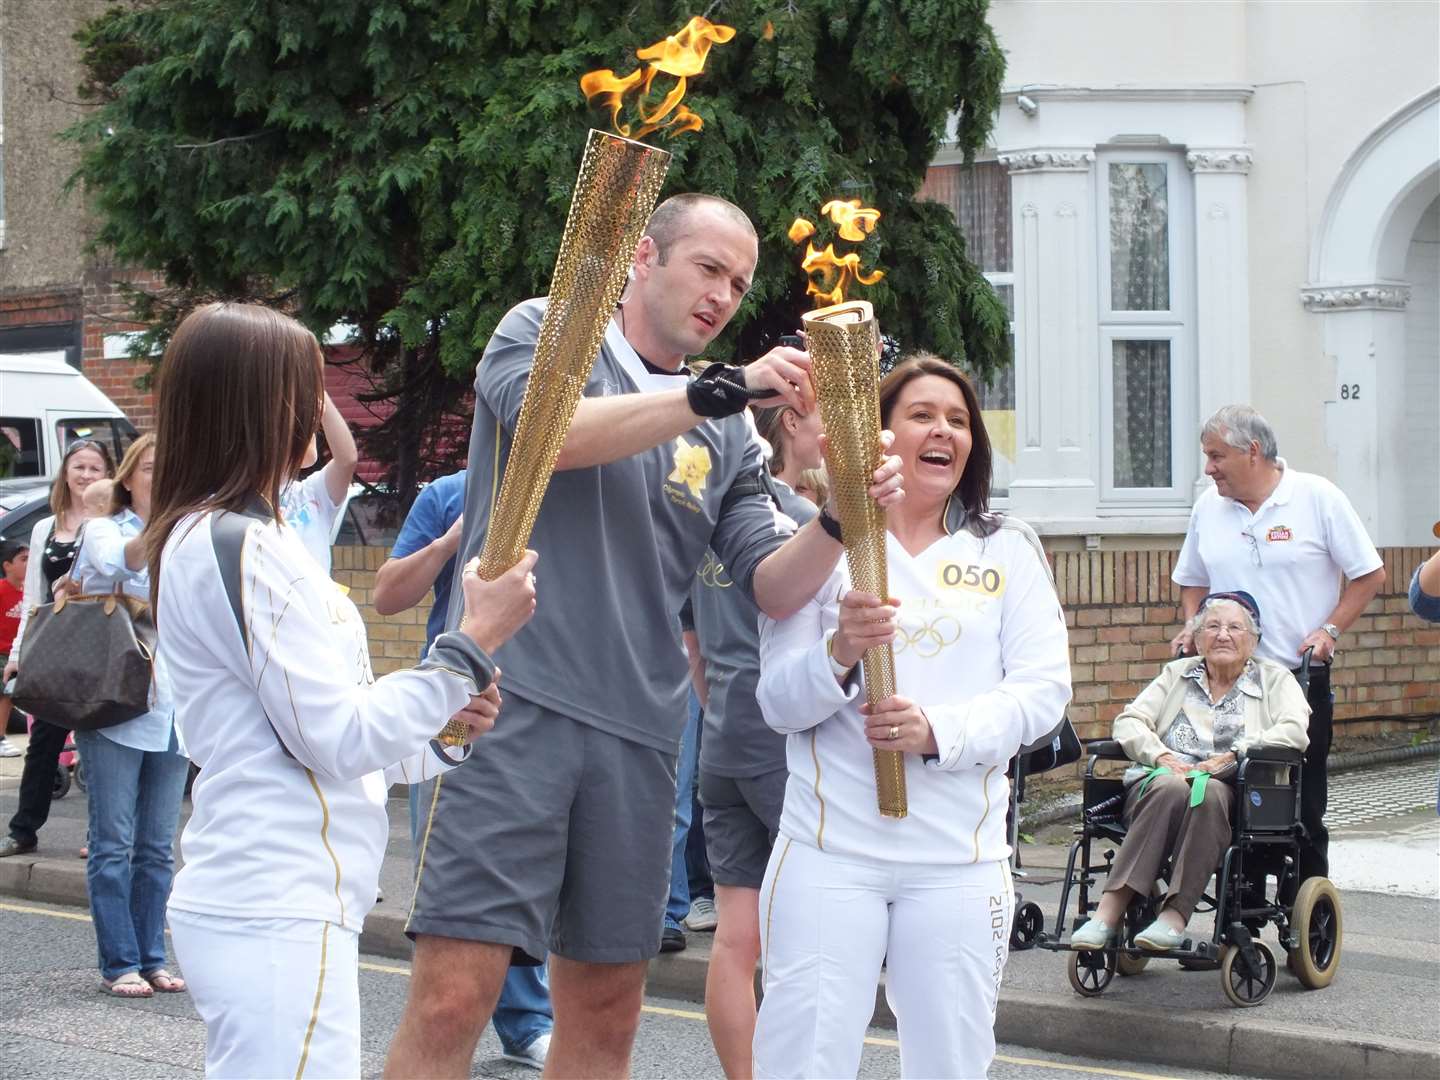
[686,363,779,418]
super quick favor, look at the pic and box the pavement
[2,741,1437,1079]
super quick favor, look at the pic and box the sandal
[100,972,154,998]
[143,968,187,994]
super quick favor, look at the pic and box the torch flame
[580,16,736,140]
[820,199,880,242]
[789,200,885,307]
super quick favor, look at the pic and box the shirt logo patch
[667,438,712,501]
[1266,526,1293,543]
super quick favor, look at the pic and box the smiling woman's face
[887,374,973,505]
[1196,600,1257,667]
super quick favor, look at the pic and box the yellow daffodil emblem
[669,438,712,499]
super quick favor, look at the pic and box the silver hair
[1201,405,1279,461]
[1186,597,1259,641]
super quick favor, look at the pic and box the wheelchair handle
[1295,645,1316,697]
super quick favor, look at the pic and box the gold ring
[888,725,899,741]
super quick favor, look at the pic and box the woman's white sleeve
[757,578,858,735]
[924,538,1073,770]
[1112,671,1178,767]
[384,740,469,787]
[74,517,142,588]
[237,526,489,782]
[10,517,52,661]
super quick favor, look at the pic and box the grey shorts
[700,768,788,890]
[407,696,677,964]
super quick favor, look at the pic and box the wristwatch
[1321,623,1341,640]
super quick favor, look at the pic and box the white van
[1,351,139,497]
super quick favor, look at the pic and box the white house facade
[922,0,1440,548]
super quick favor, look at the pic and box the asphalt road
[0,897,1256,1080]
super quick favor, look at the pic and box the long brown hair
[49,439,115,518]
[109,433,156,515]
[146,303,323,603]
[878,353,996,533]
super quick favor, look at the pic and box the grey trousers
[1105,773,1234,921]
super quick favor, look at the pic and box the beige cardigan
[1113,656,1311,768]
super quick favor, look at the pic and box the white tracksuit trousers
[169,909,361,1079]
[754,839,1015,1080]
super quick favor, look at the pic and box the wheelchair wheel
[1067,948,1116,997]
[1288,877,1342,989]
[1116,902,1151,976]
[1220,940,1276,1007]
[1010,902,1044,951]
[51,766,71,801]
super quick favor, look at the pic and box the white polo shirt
[1173,460,1383,668]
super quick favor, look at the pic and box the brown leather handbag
[12,585,157,731]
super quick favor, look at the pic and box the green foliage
[67,0,1008,496]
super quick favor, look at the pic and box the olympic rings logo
[893,614,964,658]
[696,550,733,589]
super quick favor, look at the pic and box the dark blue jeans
[407,781,552,1053]
[74,729,189,981]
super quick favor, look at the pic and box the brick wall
[80,268,166,431]
[334,543,1440,740]
[0,270,163,431]
[0,288,82,328]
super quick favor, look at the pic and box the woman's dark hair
[109,433,156,515]
[146,303,324,604]
[49,439,115,518]
[878,352,996,533]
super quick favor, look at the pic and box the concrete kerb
[5,854,1437,1080]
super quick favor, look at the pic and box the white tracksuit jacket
[757,515,1073,864]
[159,506,489,931]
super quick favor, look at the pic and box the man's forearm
[1327,567,1386,632]
[373,542,452,615]
[752,518,847,622]
[1180,585,1207,623]
[555,390,702,471]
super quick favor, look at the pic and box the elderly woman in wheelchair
[1044,591,1343,1005]
[1072,592,1311,953]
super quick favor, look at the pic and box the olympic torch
[791,204,905,817]
[439,17,734,745]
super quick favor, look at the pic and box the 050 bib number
[937,562,1004,596]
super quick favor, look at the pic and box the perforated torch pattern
[441,131,670,747]
[802,303,908,819]
[476,129,671,581]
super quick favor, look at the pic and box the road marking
[4,903,1179,1080]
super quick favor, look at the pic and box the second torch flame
[789,199,886,307]
[790,197,906,817]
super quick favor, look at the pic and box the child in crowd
[0,539,28,758]
[81,478,116,520]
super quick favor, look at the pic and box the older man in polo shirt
[1172,405,1385,888]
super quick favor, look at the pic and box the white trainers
[684,896,718,932]
[502,1032,550,1071]
[0,738,20,759]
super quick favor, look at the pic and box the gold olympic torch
[791,203,905,817]
[440,17,734,745]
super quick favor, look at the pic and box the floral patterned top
[1161,659,1262,765]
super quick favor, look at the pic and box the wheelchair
[1035,661,1343,1006]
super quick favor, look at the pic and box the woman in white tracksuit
[754,354,1072,1080]
[146,302,537,1078]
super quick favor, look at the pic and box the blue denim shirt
[1411,564,1440,624]
[73,509,181,754]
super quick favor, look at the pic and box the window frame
[1096,149,1196,506]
